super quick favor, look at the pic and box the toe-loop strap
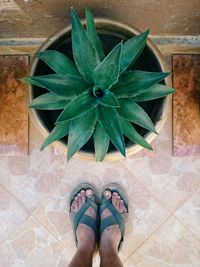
[80,214,98,236]
[100,200,125,239]
[72,198,98,245]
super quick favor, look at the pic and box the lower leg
[99,190,127,267]
[99,236,123,267]
[68,247,93,267]
[68,189,97,267]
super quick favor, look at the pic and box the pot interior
[32,26,165,153]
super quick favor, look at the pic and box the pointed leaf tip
[35,50,80,77]
[67,109,96,160]
[118,99,157,134]
[86,7,105,60]
[41,121,70,151]
[71,6,100,83]
[120,30,150,73]
[98,106,126,157]
[120,117,153,151]
[112,70,172,98]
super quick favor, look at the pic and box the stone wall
[0,0,199,38]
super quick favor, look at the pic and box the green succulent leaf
[35,50,80,77]
[96,89,119,107]
[67,109,97,160]
[71,7,100,83]
[112,70,170,98]
[120,117,153,150]
[97,105,125,157]
[118,99,157,134]
[93,122,110,161]
[41,121,70,150]
[85,8,105,61]
[120,30,149,73]
[22,77,46,88]
[56,90,98,122]
[134,84,176,102]
[24,74,87,98]
[29,93,70,110]
[94,43,122,89]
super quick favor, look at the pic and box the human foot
[70,187,97,253]
[100,188,128,253]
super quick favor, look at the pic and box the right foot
[100,189,127,252]
[70,188,97,253]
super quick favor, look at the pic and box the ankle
[99,239,118,256]
[77,244,95,257]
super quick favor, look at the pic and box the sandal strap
[71,198,98,245]
[100,200,125,237]
[80,214,97,236]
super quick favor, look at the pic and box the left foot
[70,188,97,253]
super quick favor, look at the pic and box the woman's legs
[68,189,97,267]
[99,190,127,267]
[68,188,127,267]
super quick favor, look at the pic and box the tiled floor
[0,48,200,266]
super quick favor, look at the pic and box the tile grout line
[173,213,200,244]
[32,214,74,254]
[120,165,200,262]
[0,177,72,252]
[173,187,200,243]
[121,163,174,212]
[122,212,173,263]
[0,183,31,215]
[122,162,200,219]
[122,202,200,265]
[1,169,199,261]
[0,184,31,248]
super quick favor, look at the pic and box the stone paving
[0,38,200,267]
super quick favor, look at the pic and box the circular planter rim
[28,18,171,161]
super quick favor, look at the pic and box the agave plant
[22,8,175,161]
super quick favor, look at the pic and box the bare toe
[103,190,111,200]
[112,192,118,207]
[78,193,82,206]
[71,202,75,211]
[86,188,94,198]
[74,196,79,210]
[119,200,125,213]
[81,190,86,203]
[116,197,121,210]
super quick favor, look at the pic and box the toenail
[86,189,93,196]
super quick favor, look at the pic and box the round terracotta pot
[28,18,171,161]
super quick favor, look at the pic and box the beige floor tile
[0,185,28,244]
[0,146,66,211]
[124,216,200,267]
[122,113,200,212]
[123,144,200,212]
[175,188,200,240]
[0,216,73,267]
[33,159,169,261]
